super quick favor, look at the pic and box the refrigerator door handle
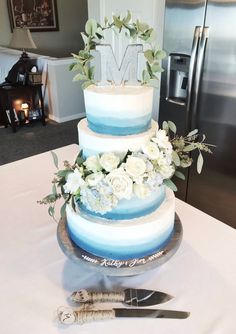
[186,26,202,127]
[190,26,209,129]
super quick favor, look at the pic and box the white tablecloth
[1,144,236,334]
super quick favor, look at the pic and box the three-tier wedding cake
[66,84,175,260]
[40,13,211,267]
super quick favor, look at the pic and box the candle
[21,103,29,118]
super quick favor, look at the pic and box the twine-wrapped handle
[70,289,125,304]
[57,307,115,325]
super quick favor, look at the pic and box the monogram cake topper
[69,11,166,89]
[95,44,143,86]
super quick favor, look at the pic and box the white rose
[85,172,104,186]
[142,141,160,160]
[125,156,146,177]
[134,183,151,199]
[159,164,175,179]
[83,155,102,172]
[100,153,120,172]
[106,168,133,199]
[63,169,85,194]
[152,129,172,150]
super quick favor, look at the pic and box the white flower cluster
[63,129,175,214]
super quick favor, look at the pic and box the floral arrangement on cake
[69,11,166,88]
[39,122,212,220]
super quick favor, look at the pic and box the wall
[0,0,88,58]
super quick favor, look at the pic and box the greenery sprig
[162,121,214,177]
[69,10,166,89]
[38,121,213,221]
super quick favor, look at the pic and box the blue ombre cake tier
[77,185,165,220]
[66,188,175,260]
[78,118,158,161]
[84,85,154,136]
[87,114,152,135]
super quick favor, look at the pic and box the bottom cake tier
[66,188,175,260]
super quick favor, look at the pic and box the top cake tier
[84,85,154,136]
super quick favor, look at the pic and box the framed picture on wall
[7,0,59,32]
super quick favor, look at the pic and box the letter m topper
[95,44,143,85]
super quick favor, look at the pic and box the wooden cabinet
[0,83,46,132]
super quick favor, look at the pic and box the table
[1,144,235,334]
[0,83,46,132]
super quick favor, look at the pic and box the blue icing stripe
[77,187,165,220]
[68,224,174,260]
[87,114,152,135]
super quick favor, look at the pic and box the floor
[0,118,80,166]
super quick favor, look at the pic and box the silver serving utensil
[70,288,173,307]
[58,307,190,325]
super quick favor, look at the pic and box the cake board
[57,214,183,277]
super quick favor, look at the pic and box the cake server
[58,307,190,325]
[70,288,173,306]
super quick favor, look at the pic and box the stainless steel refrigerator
[159,0,236,228]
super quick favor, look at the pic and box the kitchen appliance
[159,0,236,228]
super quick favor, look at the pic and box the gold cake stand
[57,214,183,277]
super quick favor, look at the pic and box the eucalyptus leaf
[151,63,162,73]
[197,151,204,174]
[71,53,81,60]
[52,183,57,196]
[162,121,169,132]
[51,151,59,169]
[187,129,198,137]
[123,10,131,24]
[180,160,192,168]
[146,29,156,43]
[43,194,57,202]
[81,80,93,89]
[183,143,196,152]
[172,150,180,166]
[128,27,137,38]
[76,153,85,165]
[137,21,149,32]
[70,62,84,73]
[113,15,123,29]
[81,32,88,45]
[72,73,87,82]
[69,62,77,71]
[104,16,109,26]
[88,66,95,80]
[85,19,97,36]
[155,50,166,60]
[174,171,185,180]
[56,169,72,178]
[168,120,177,134]
[146,61,152,76]
[144,49,154,63]
[142,69,150,83]
[164,179,178,192]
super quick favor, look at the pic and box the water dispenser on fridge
[166,53,190,105]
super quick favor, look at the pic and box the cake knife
[70,288,173,306]
[58,307,190,325]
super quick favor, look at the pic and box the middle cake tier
[78,118,158,159]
